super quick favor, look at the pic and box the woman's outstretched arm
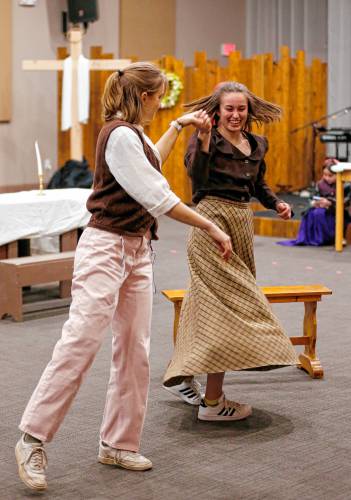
[155,110,211,164]
[165,202,232,260]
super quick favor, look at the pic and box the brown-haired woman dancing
[163,81,298,420]
[15,63,233,491]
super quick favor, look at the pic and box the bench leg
[59,229,77,298]
[298,301,323,379]
[173,302,181,345]
[0,269,23,321]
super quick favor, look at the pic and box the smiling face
[140,83,166,125]
[217,91,249,133]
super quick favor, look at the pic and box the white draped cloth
[0,188,92,246]
[331,162,351,173]
[61,55,90,131]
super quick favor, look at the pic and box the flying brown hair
[184,81,282,131]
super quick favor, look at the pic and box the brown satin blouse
[185,128,282,210]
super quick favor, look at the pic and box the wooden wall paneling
[148,55,191,202]
[193,52,208,99]
[264,54,278,189]
[264,54,274,102]
[304,65,313,185]
[288,53,303,189]
[227,51,242,82]
[220,58,229,84]
[276,46,291,190]
[271,54,282,191]
[243,58,254,91]
[289,56,297,191]
[250,54,266,137]
[311,59,327,178]
[174,56,192,202]
[207,59,220,95]
[295,51,307,189]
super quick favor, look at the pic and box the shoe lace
[189,378,201,395]
[223,397,241,410]
[27,447,48,472]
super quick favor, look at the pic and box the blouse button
[245,172,251,177]
[244,159,249,163]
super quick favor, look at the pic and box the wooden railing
[58,47,327,203]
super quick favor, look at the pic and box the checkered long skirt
[163,197,298,387]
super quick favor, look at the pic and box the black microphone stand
[290,106,351,184]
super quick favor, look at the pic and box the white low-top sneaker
[98,442,152,471]
[198,393,252,421]
[163,378,202,405]
[15,434,48,491]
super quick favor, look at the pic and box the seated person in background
[278,158,350,246]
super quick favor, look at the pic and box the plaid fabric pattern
[163,197,298,387]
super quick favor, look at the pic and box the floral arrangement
[161,71,183,109]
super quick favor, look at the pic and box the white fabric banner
[61,55,90,131]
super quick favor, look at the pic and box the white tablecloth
[0,188,92,246]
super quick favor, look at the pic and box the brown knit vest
[87,120,160,239]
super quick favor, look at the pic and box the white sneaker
[98,442,152,471]
[15,434,48,491]
[198,393,252,421]
[163,378,202,405]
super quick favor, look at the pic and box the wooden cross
[23,27,131,161]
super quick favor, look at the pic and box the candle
[35,140,43,176]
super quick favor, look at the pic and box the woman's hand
[205,222,233,261]
[312,198,332,209]
[318,198,332,208]
[276,201,292,220]
[177,110,212,134]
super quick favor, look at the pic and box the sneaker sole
[198,408,253,421]
[162,385,201,406]
[98,456,152,471]
[15,445,47,491]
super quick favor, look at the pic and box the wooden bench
[0,251,75,321]
[162,285,332,379]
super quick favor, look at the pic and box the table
[0,188,92,297]
[0,188,92,258]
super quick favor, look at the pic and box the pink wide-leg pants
[20,227,153,452]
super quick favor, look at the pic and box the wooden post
[68,28,83,161]
[335,170,351,252]
[335,171,344,252]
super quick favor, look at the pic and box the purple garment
[317,179,336,198]
[277,207,335,246]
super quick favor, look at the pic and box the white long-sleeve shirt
[105,126,180,218]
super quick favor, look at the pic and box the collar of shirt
[212,128,264,161]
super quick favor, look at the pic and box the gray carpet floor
[1,217,351,500]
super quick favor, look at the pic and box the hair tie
[117,69,124,77]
